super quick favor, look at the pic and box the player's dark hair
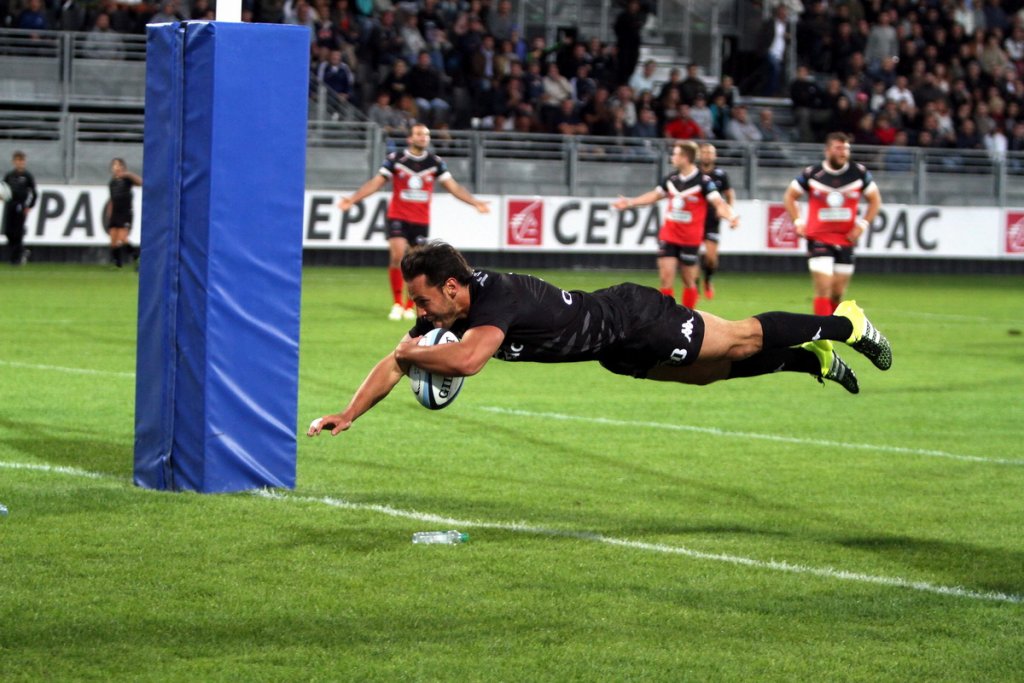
[111,157,126,167]
[825,132,851,145]
[12,150,25,160]
[402,240,474,286]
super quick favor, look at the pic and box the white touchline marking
[253,489,1023,605]
[480,407,1024,466]
[3,459,1020,605]
[0,359,134,378]
[0,461,124,481]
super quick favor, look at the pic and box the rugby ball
[0,181,11,203]
[409,328,464,410]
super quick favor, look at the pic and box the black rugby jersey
[3,170,36,208]
[703,166,731,225]
[109,176,137,215]
[413,270,631,363]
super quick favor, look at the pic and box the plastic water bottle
[0,503,8,517]
[412,530,468,544]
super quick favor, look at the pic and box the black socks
[754,311,854,349]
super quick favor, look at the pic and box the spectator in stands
[980,32,1014,77]
[487,0,515,41]
[408,49,450,126]
[885,75,915,109]
[366,9,405,75]
[417,0,445,39]
[380,57,412,103]
[709,89,731,139]
[680,63,708,105]
[725,104,763,142]
[689,92,714,138]
[830,94,860,135]
[17,0,49,30]
[614,0,645,86]
[570,62,597,104]
[956,118,984,150]
[581,85,616,136]
[83,13,125,60]
[884,130,913,171]
[791,65,831,142]
[873,112,897,145]
[53,0,88,31]
[367,90,410,135]
[864,8,898,69]
[399,10,427,63]
[984,123,1008,159]
[756,107,790,141]
[550,97,587,135]
[318,49,355,116]
[629,59,657,97]
[610,84,637,130]
[657,68,684,105]
[630,106,660,139]
[147,0,181,23]
[797,0,831,73]
[982,0,1010,34]
[831,21,864,78]
[656,87,683,129]
[590,38,619,89]
[286,1,318,43]
[664,104,704,140]
[541,60,573,123]
[758,3,790,96]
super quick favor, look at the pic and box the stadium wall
[8,185,1024,274]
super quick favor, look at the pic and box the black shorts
[806,239,855,265]
[703,216,720,242]
[109,211,133,231]
[657,241,701,265]
[597,283,706,378]
[387,219,429,245]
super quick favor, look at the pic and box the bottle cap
[458,532,469,542]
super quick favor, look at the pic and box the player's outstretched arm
[711,194,740,228]
[441,177,490,213]
[612,189,662,211]
[338,175,388,212]
[307,338,410,437]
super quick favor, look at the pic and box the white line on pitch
[479,407,1023,466]
[253,489,1023,605]
[3,459,1020,605]
[0,359,134,378]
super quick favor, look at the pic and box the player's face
[408,126,431,153]
[407,274,458,328]
[13,157,25,172]
[825,140,850,167]
[111,160,124,177]
[699,146,716,168]
[670,147,693,171]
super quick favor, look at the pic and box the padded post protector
[134,22,308,492]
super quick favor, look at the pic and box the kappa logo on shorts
[680,318,694,343]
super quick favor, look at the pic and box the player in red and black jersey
[697,143,737,300]
[105,158,142,268]
[612,140,740,310]
[338,124,490,321]
[783,132,882,315]
[307,241,895,438]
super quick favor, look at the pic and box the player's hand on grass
[307,414,351,437]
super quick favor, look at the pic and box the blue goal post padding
[134,22,309,493]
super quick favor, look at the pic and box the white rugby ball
[408,328,464,410]
[0,181,11,203]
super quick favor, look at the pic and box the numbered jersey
[380,149,452,225]
[656,170,721,247]
[794,161,875,247]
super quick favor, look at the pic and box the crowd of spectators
[785,0,1024,160]
[6,0,1024,158]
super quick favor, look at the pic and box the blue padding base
[134,22,309,493]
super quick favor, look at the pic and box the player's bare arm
[126,172,143,186]
[850,185,882,242]
[338,174,388,212]
[307,335,412,437]
[440,177,490,213]
[783,182,805,234]
[612,188,663,211]
[395,325,505,377]
[711,194,740,228]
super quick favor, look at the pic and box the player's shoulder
[853,161,870,175]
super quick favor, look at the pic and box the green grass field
[1,263,1022,681]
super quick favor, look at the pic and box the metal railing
[4,113,1022,207]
